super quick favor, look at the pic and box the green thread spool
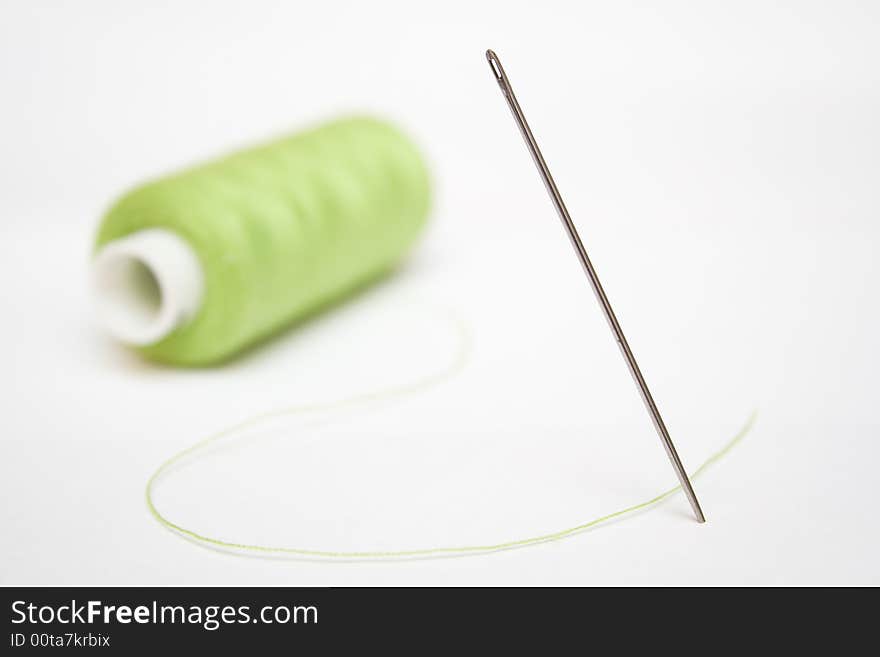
[92,116,431,365]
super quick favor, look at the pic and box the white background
[1,1,878,585]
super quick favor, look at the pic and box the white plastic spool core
[91,229,204,346]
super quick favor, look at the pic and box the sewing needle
[485,49,706,523]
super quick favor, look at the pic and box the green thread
[146,311,755,559]
[96,116,431,365]
[97,115,752,557]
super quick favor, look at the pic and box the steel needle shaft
[485,49,706,523]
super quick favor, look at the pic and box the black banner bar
[1,586,870,651]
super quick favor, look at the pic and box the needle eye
[486,49,507,90]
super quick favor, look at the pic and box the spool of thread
[92,117,431,365]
